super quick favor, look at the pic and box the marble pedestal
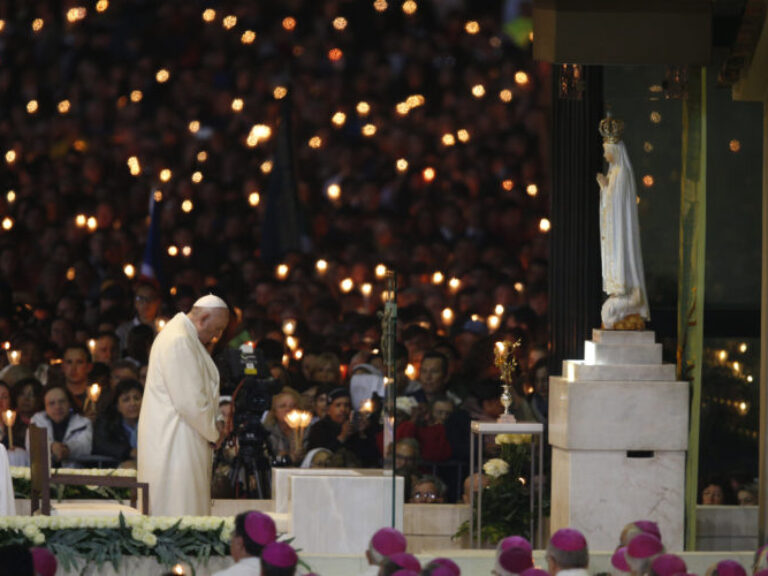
[549,330,689,551]
[272,468,403,555]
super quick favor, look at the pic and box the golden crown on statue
[599,113,624,144]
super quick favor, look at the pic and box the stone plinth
[290,473,403,555]
[549,330,688,551]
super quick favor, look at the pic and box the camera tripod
[214,429,275,499]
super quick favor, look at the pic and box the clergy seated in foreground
[26,384,92,468]
[92,379,142,467]
[546,528,589,576]
[212,511,277,576]
[362,527,408,576]
[625,533,664,576]
[260,542,299,576]
[305,387,378,467]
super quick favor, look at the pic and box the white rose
[495,434,514,445]
[33,532,45,545]
[142,532,157,547]
[483,458,510,479]
[22,525,39,539]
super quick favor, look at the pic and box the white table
[468,421,544,547]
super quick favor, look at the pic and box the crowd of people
[0,0,551,503]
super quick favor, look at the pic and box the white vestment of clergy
[138,312,220,516]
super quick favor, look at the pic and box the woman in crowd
[26,384,92,468]
[92,379,142,468]
[263,387,305,466]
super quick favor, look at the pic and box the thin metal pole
[478,432,484,547]
[469,426,475,546]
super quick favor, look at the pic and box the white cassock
[138,312,220,516]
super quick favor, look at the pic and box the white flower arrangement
[10,466,137,480]
[0,515,230,533]
[483,457,510,479]
[495,433,532,446]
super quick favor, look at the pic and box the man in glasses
[409,475,446,503]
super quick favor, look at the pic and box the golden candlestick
[494,340,520,421]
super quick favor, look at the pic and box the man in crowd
[213,511,276,576]
[138,295,229,515]
[306,387,377,466]
[62,344,93,412]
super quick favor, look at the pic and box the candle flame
[88,383,101,402]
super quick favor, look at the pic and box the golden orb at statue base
[602,313,645,331]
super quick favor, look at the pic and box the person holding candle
[9,378,44,441]
[263,386,306,465]
[92,379,143,467]
[26,384,92,468]
[0,381,28,466]
[306,387,377,467]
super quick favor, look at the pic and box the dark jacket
[92,416,133,462]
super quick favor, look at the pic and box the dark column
[548,65,604,374]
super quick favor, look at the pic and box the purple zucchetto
[611,547,630,572]
[715,560,747,576]
[521,569,550,576]
[261,542,298,568]
[498,547,535,574]
[31,547,57,576]
[371,527,408,557]
[550,528,588,552]
[390,552,421,572]
[244,511,277,546]
[651,554,687,576]
[634,521,662,541]
[432,557,461,576]
[500,535,534,554]
[627,533,663,559]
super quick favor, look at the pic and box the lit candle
[3,410,15,448]
[88,383,102,403]
[173,564,185,576]
[282,319,297,335]
[88,338,96,354]
[360,399,374,413]
[7,350,20,365]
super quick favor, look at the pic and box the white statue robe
[138,312,220,516]
[598,141,650,326]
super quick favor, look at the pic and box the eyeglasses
[411,491,438,503]
[135,295,155,303]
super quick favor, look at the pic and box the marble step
[584,340,662,365]
[592,329,657,345]
[548,376,689,451]
[563,360,676,382]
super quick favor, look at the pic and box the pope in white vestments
[138,295,229,516]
